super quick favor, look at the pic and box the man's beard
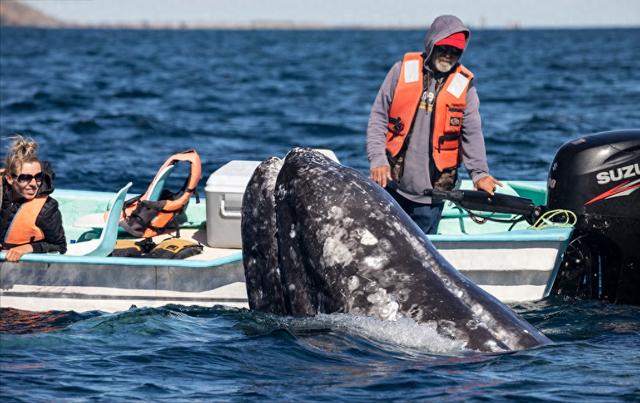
[433,58,454,73]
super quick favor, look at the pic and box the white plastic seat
[66,182,132,257]
[145,163,175,201]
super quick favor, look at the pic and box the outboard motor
[547,130,640,304]
[427,130,640,305]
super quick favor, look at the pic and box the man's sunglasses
[15,172,44,185]
[435,45,462,57]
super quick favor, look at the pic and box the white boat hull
[435,240,568,303]
[0,283,248,313]
[1,257,247,313]
[1,230,569,312]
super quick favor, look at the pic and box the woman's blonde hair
[4,135,40,177]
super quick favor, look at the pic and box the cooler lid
[205,160,261,193]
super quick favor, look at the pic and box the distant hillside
[0,1,61,27]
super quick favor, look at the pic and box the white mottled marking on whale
[347,276,360,292]
[357,228,378,245]
[362,255,387,270]
[323,237,353,266]
[329,205,344,220]
[366,288,399,321]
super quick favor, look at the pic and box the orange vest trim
[385,53,474,171]
[122,149,202,238]
[4,196,47,246]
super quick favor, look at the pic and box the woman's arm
[32,198,67,254]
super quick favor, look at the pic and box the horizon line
[3,21,639,31]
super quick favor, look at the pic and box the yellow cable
[529,209,577,230]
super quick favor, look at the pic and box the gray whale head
[241,148,550,352]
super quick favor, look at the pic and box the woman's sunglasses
[15,172,44,185]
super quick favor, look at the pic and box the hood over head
[424,15,470,64]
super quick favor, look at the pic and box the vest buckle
[388,117,404,136]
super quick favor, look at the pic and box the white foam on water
[306,313,468,354]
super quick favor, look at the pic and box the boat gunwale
[0,227,572,267]
[0,251,243,268]
[428,227,573,242]
[1,180,571,267]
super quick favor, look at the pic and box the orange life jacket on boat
[3,196,47,246]
[120,149,202,238]
[385,52,474,171]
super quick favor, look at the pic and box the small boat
[0,173,573,313]
[4,130,638,312]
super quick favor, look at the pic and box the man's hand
[3,244,33,262]
[474,175,503,195]
[370,165,392,188]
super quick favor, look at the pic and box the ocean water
[1,27,640,401]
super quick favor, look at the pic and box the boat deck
[151,228,241,261]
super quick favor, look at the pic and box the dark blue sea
[1,27,640,401]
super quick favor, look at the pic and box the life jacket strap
[388,116,404,137]
[438,133,461,152]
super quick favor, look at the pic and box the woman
[1,135,66,262]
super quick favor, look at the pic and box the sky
[22,0,640,28]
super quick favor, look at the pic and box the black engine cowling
[547,130,640,304]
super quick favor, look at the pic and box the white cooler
[205,160,261,248]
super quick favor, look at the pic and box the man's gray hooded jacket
[366,15,490,204]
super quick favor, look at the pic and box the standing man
[367,15,501,234]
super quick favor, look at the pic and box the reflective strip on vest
[4,196,47,246]
[385,53,474,171]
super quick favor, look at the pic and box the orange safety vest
[3,196,47,246]
[121,149,202,238]
[386,52,474,171]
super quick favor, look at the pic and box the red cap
[435,32,466,49]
